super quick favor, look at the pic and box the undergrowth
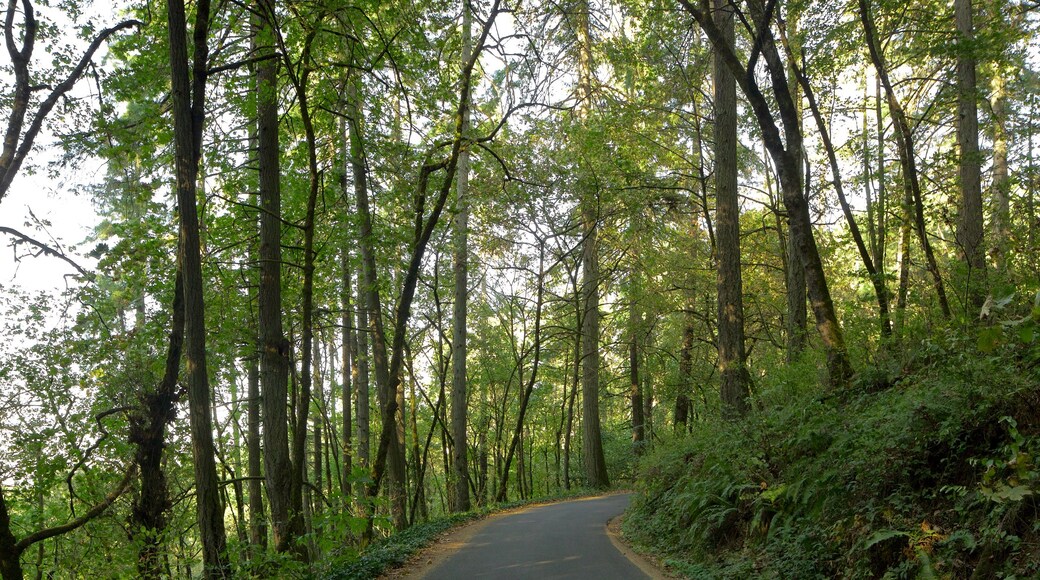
[625,331,1040,578]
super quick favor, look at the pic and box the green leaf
[978,326,1003,353]
[864,528,908,549]
[1018,324,1035,344]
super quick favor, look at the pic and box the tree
[712,0,751,417]
[254,0,297,557]
[859,0,952,321]
[450,0,473,514]
[955,0,986,310]
[679,0,853,387]
[0,0,139,204]
[575,0,610,489]
[165,0,230,574]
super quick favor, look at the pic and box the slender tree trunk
[990,62,1010,272]
[496,245,548,501]
[312,345,324,523]
[289,34,322,560]
[255,0,295,556]
[165,0,229,573]
[1029,98,1037,253]
[784,47,893,337]
[714,0,751,416]
[356,280,370,472]
[783,14,807,363]
[875,76,888,269]
[450,0,474,515]
[860,0,952,320]
[675,314,694,431]
[955,0,986,311]
[629,294,645,445]
[246,353,266,550]
[564,280,581,490]
[341,250,354,500]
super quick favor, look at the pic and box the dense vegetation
[0,0,1037,577]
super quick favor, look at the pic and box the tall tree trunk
[860,0,952,320]
[564,274,581,489]
[355,273,371,472]
[165,0,229,573]
[576,0,610,488]
[341,249,354,500]
[289,31,322,560]
[450,0,473,514]
[714,0,752,416]
[312,345,324,523]
[783,12,807,362]
[955,0,986,311]
[952,0,985,313]
[255,0,296,556]
[674,314,694,431]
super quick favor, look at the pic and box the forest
[0,0,1038,577]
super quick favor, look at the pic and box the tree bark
[989,61,1010,272]
[254,0,296,556]
[246,353,266,550]
[629,293,645,445]
[576,0,610,489]
[714,0,752,417]
[450,0,473,513]
[341,249,354,500]
[165,0,230,573]
[675,313,694,431]
[955,0,986,310]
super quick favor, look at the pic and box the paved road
[421,494,649,579]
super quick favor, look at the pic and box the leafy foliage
[625,337,1040,577]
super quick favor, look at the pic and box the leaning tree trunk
[680,0,853,387]
[860,0,952,320]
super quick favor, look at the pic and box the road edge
[605,514,675,580]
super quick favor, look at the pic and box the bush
[624,336,1040,578]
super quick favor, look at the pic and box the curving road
[418,493,653,579]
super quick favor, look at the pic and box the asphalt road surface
[421,494,651,579]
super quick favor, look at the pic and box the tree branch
[0,225,92,278]
[14,465,136,555]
